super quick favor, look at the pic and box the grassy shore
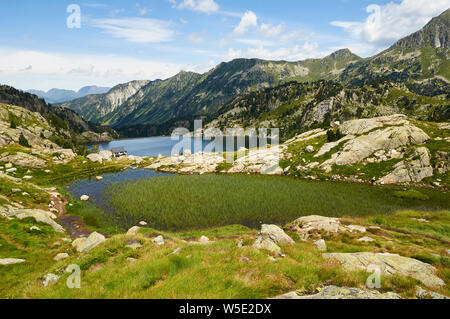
[96,174,450,232]
[2,210,448,299]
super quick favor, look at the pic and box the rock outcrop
[285,215,365,240]
[275,286,401,299]
[323,252,444,288]
[321,123,429,167]
[145,114,445,187]
[0,208,65,233]
[0,152,46,168]
[377,147,433,184]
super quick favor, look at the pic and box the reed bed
[102,175,450,231]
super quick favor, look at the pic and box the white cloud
[330,0,449,47]
[260,23,284,37]
[170,0,219,14]
[280,30,314,43]
[90,17,174,43]
[222,42,328,62]
[0,48,192,91]
[233,11,258,35]
[235,38,275,47]
[135,3,150,15]
[109,9,124,17]
[188,33,204,43]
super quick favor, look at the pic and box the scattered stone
[0,258,26,265]
[416,286,449,299]
[240,256,251,263]
[127,257,137,263]
[260,224,295,244]
[170,248,182,255]
[52,241,62,247]
[152,235,165,246]
[253,224,294,253]
[42,273,59,287]
[98,150,113,161]
[86,153,103,164]
[268,256,277,262]
[253,237,281,253]
[237,239,243,248]
[80,195,89,201]
[199,236,210,243]
[4,163,12,169]
[139,221,148,226]
[358,236,375,242]
[54,253,69,261]
[23,175,33,180]
[274,286,401,299]
[126,240,142,250]
[72,232,106,253]
[30,226,41,232]
[11,188,21,193]
[323,252,444,288]
[126,226,141,236]
[95,176,103,181]
[305,145,315,153]
[347,225,366,233]
[413,218,429,223]
[313,239,327,251]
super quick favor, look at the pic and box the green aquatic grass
[102,174,450,232]
[394,190,430,201]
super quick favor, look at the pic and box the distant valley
[27,85,111,104]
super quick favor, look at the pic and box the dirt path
[48,192,92,239]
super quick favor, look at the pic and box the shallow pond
[66,168,172,211]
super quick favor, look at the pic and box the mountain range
[56,9,450,137]
[27,85,111,104]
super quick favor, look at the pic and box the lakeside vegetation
[90,174,450,232]
[2,210,449,299]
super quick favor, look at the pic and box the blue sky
[0,0,448,91]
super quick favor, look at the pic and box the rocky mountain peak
[392,8,450,49]
[328,48,356,60]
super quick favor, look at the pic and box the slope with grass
[1,208,449,299]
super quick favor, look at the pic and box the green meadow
[90,174,450,232]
